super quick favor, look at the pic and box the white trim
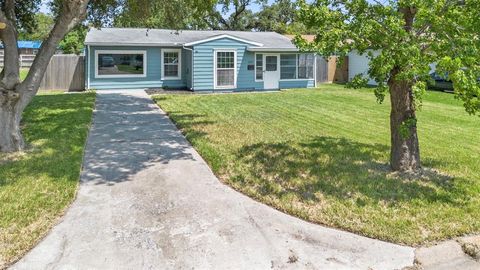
[278,53,315,81]
[213,49,237,89]
[86,42,183,47]
[185,34,263,47]
[87,45,90,89]
[254,52,264,82]
[263,54,280,89]
[94,50,147,78]
[247,47,299,52]
[161,48,182,80]
[279,79,315,81]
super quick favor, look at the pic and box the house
[284,34,349,85]
[0,40,42,55]
[84,28,317,91]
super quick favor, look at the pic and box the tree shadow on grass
[233,136,463,206]
[0,93,96,187]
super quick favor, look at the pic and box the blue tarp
[0,40,42,49]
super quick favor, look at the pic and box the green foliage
[255,0,305,34]
[17,13,53,41]
[113,0,215,29]
[59,26,87,55]
[413,81,427,109]
[0,0,41,33]
[296,0,480,117]
[399,117,417,139]
[345,74,368,89]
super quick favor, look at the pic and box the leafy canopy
[295,0,480,115]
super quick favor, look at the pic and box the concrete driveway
[12,90,414,270]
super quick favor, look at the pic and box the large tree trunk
[388,73,421,172]
[0,90,24,152]
[0,0,89,153]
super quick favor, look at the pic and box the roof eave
[183,34,264,47]
[84,42,185,47]
[247,47,300,52]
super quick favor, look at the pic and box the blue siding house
[84,28,316,91]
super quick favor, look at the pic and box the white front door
[263,54,280,89]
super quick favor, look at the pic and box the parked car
[429,71,453,91]
[101,56,115,67]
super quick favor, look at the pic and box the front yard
[0,92,95,268]
[154,84,480,246]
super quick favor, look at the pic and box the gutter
[247,47,300,52]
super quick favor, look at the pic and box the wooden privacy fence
[39,55,85,91]
[315,56,349,85]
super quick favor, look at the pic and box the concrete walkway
[12,90,414,270]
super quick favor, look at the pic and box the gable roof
[85,28,297,49]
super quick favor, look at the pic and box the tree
[255,0,295,33]
[18,13,54,41]
[0,0,109,152]
[113,0,213,29]
[202,0,265,30]
[59,25,87,54]
[296,0,479,172]
[0,0,217,153]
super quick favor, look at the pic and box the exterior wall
[86,41,315,91]
[348,50,378,85]
[192,37,315,91]
[192,38,262,91]
[87,45,191,90]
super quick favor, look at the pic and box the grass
[0,91,95,268]
[154,84,480,246]
[19,69,28,81]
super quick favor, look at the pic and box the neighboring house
[348,50,380,85]
[84,28,317,91]
[348,50,437,86]
[0,40,42,55]
[0,41,63,68]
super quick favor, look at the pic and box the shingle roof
[85,28,297,49]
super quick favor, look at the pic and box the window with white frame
[280,54,297,79]
[279,53,315,80]
[298,54,315,79]
[162,49,181,80]
[215,50,236,88]
[95,50,146,78]
[255,53,263,80]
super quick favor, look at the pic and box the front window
[280,54,297,79]
[215,50,236,88]
[298,54,315,79]
[162,49,181,79]
[96,51,146,77]
[255,54,263,80]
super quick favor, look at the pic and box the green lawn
[20,69,28,81]
[154,84,480,246]
[0,91,95,268]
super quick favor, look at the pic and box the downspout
[86,44,91,90]
[183,45,194,91]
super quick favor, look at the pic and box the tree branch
[0,1,19,90]
[20,0,89,99]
